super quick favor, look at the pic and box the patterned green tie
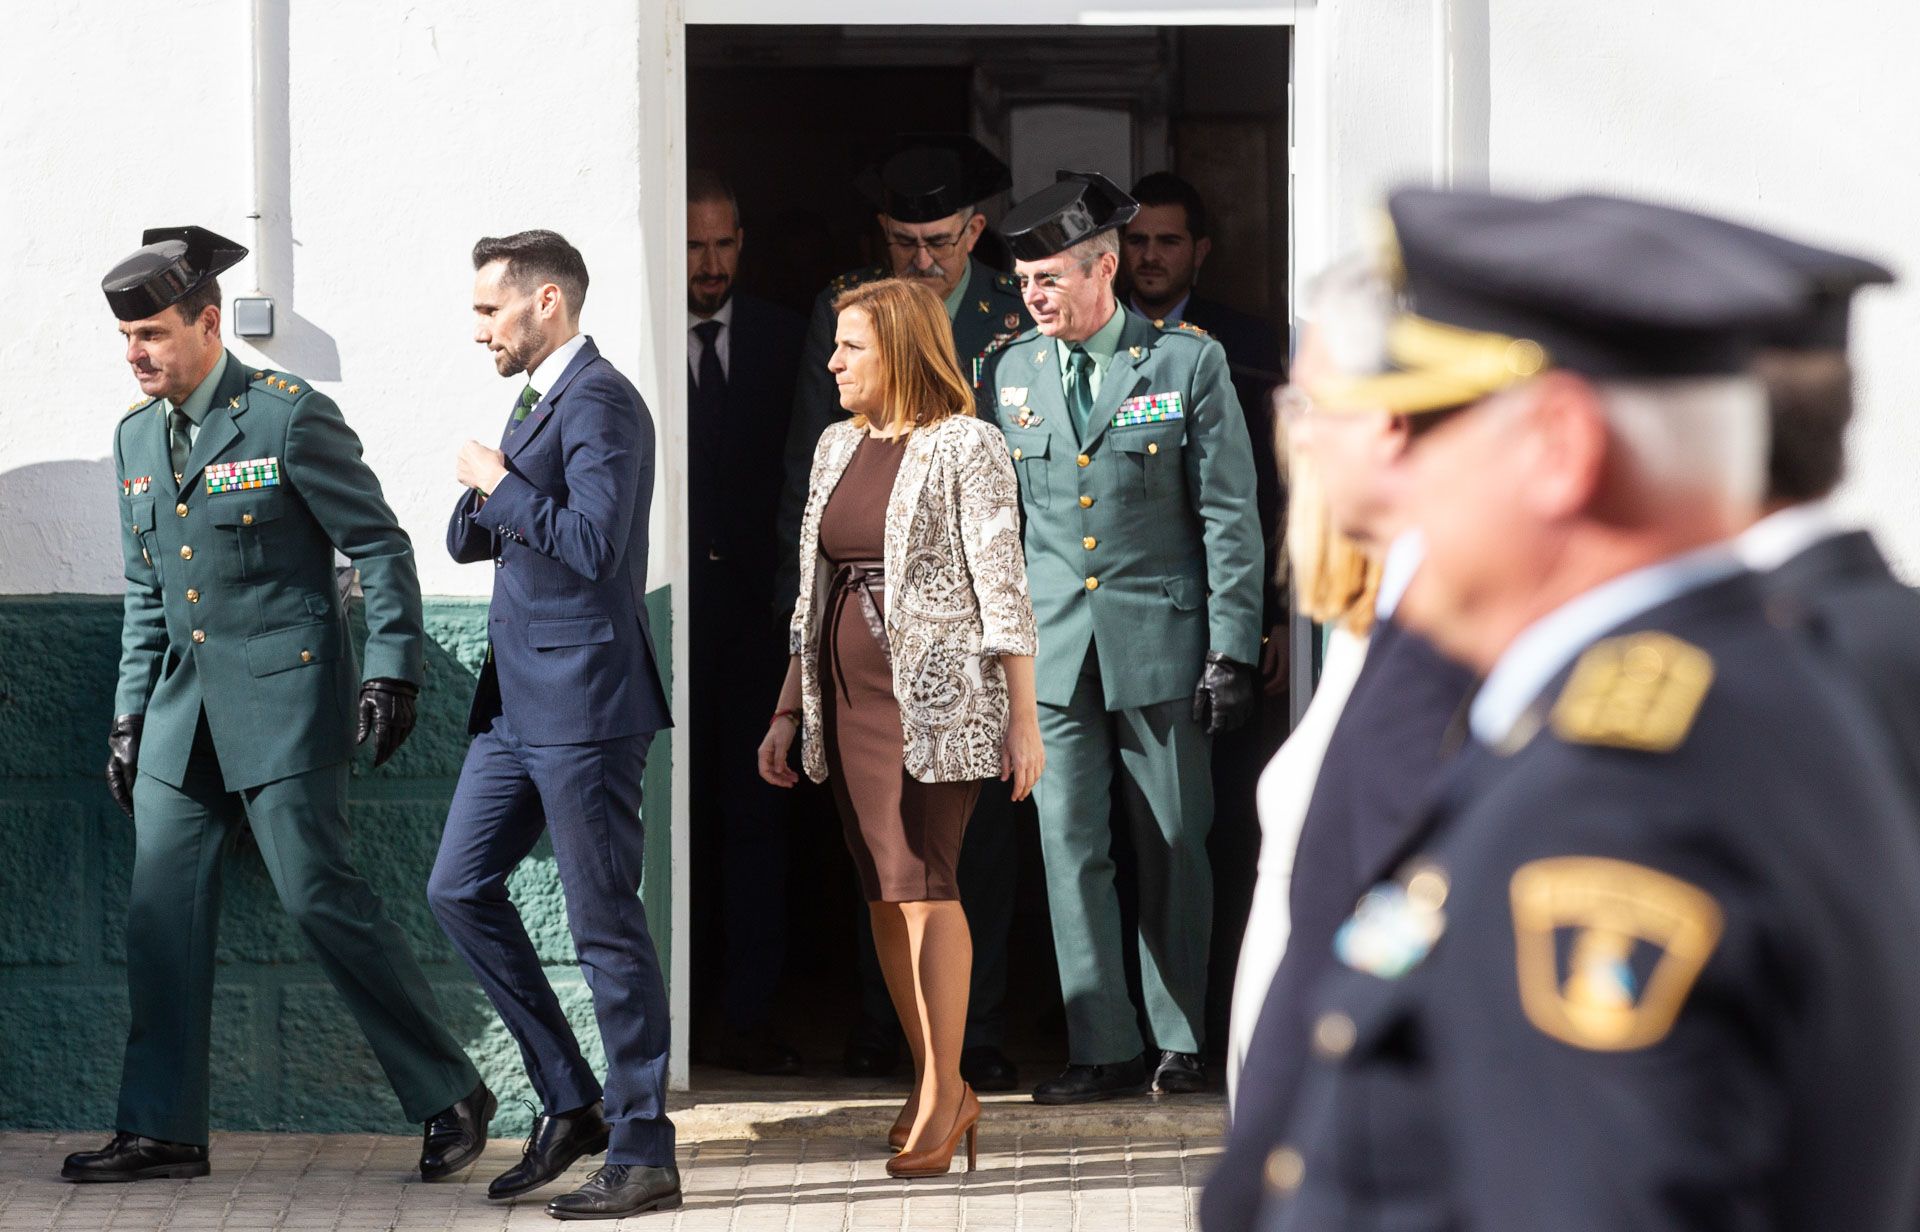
[1067,346,1095,441]
[512,383,540,423]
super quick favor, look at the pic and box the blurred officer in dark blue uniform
[1248,189,1920,1232]
[1201,261,1475,1232]
[1712,230,1920,798]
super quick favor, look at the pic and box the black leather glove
[106,713,143,818]
[356,678,420,768]
[1191,651,1259,736]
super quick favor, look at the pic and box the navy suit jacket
[1762,529,1920,803]
[688,293,805,588]
[448,336,671,744]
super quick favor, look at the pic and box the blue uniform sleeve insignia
[1510,856,1723,1051]
[1550,632,1713,752]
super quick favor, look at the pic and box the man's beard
[494,302,542,376]
[689,275,732,315]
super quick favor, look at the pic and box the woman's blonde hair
[1279,414,1381,635]
[832,278,977,434]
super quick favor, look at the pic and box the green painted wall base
[0,593,672,1137]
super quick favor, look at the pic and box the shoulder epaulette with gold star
[121,394,159,422]
[1550,631,1715,753]
[249,369,310,400]
[1163,319,1211,337]
[827,264,888,296]
[993,271,1019,296]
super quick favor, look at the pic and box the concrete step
[670,1067,1228,1142]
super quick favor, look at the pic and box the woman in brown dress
[759,278,1042,1177]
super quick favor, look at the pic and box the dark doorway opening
[685,21,1292,1090]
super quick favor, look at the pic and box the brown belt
[830,560,890,669]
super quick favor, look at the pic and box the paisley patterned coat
[790,415,1038,784]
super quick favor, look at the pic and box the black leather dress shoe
[1151,1050,1207,1094]
[1031,1056,1150,1105]
[487,1100,610,1200]
[960,1045,1019,1093]
[62,1132,209,1182]
[419,1082,496,1182]
[546,1163,683,1220]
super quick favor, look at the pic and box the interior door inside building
[684,20,1292,1087]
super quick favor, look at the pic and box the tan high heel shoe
[887,1107,913,1152]
[886,1086,980,1178]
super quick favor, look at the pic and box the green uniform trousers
[1033,647,1215,1064]
[119,714,478,1145]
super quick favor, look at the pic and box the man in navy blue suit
[432,230,679,1220]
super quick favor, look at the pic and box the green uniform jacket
[981,313,1263,710]
[112,354,425,791]
[774,258,1030,612]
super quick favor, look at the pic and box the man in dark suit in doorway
[685,171,809,1075]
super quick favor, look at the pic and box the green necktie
[1067,346,1094,441]
[169,409,192,482]
[512,383,540,423]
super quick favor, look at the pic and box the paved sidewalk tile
[0,1132,1221,1231]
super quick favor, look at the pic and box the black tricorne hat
[1563,194,1894,351]
[1001,172,1140,262]
[101,226,248,322]
[1312,188,1809,415]
[857,135,1012,224]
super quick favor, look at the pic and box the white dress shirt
[528,332,589,402]
[687,296,735,386]
[1734,499,1849,572]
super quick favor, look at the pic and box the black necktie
[692,319,726,412]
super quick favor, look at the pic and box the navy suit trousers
[429,712,674,1166]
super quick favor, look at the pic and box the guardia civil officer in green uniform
[775,135,1033,1089]
[64,227,491,1185]
[980,173,1264,1103]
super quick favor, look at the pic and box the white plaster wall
[1485,1,1920,576]
[0,1,659,597]
[1,2,252,593]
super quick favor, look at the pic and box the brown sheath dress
[819,432,982,903]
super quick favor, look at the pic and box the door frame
[648,0,1490,1087]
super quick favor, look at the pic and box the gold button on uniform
[1313,1011,1356,1059]
[1147,442,1159,455]
[179,545,193,560]
[1076,453,1090,467]
[1013,448,1023,461]
[299,649,313,663]
[1083,537,1097,550]
[191,630,205,644]
[1078,495,1094,508]
[1264,1146,1305,1194]
[175,503,188,517]
[242,513,254,526]
[185,588,200,603]
[1085,576,1099,591]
